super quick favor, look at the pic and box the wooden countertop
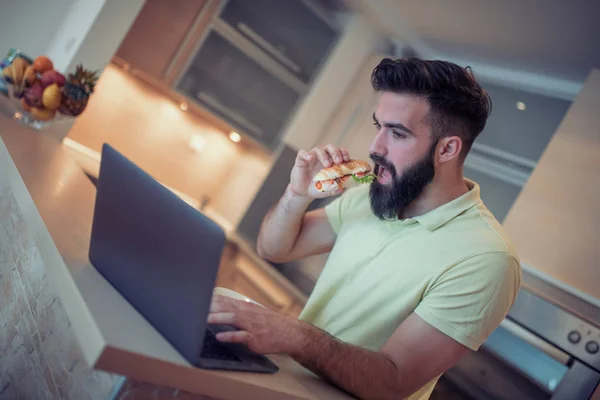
[0,114,352,400]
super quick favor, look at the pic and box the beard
[369,142,437,220]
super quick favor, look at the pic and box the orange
[33,56,53,73]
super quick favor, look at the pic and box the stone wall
[0,165,120,400]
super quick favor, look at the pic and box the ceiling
[353,0,600,100]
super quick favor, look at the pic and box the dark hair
[371,58,492,158]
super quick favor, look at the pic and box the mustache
[369,154,396,177]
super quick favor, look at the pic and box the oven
[434,267,600,400]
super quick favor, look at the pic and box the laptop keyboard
[201,330,241,362]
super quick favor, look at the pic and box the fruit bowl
[0,49,98,130]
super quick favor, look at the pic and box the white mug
[213,287,265,308]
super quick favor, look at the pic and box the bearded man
[208,58,521,400]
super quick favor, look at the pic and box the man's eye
[393,131,406,139]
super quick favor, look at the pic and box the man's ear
[437,136,463,163]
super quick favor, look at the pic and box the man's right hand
[257,144,345,262]
[289,144,351,199]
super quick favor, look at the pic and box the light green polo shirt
[298,180,521,400]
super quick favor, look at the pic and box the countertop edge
[95,347,316,400]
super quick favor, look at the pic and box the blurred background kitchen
[2,0,599,399]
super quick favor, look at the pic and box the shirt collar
[412,179,482,231]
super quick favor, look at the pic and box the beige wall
[66,64,273,228]
[54,0,145,74]
[0,0,77,61]
[503,69,600,301]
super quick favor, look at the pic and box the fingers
[209,294,227,313]
[207,312,237,325]
[210,294,245,313]
[325,144,343,164]
[314,147,333,167]
[340,147,351,162]
[296,145,351,170]
[216,330,251,344]
[295,149,315,167]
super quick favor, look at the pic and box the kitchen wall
[0,0,78,62]
[1,0,144,73]
[49,0,145,73]
[503,69,600,303]
[66,63,274,229]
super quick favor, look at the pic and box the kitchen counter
[0,114,352,400]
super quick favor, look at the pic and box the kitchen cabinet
[176,29,302,147]
[218,0,338,84]
[175,0,341,149]
[116,0,344,150]
[115,0,209,82]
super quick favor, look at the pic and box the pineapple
[59,64,98,116]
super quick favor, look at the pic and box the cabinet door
[219,0,337,84]
[177,29,301,148]
[115,0,208,81]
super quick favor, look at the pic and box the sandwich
[313,160,374,192]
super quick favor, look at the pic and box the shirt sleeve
[414,252,521,350]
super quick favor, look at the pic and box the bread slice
[312,160,371,182]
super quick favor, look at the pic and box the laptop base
[197,328,279,373]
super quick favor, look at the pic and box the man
[208,58,521,400]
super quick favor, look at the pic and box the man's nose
[370,130,387,156]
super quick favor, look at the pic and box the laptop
[89,144,278,373]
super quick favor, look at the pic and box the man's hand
[208,295,470,400]
[255,144,347,263]
[290,144,351,199]
[208,295,305,354]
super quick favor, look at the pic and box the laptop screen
[89,144,226,363]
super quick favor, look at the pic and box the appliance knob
[585,341,599,354]
[567,330,581,344]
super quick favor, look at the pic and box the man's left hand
[208,295,305,355]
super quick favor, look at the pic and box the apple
[40,70,66,88]
[24,81,44,107]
